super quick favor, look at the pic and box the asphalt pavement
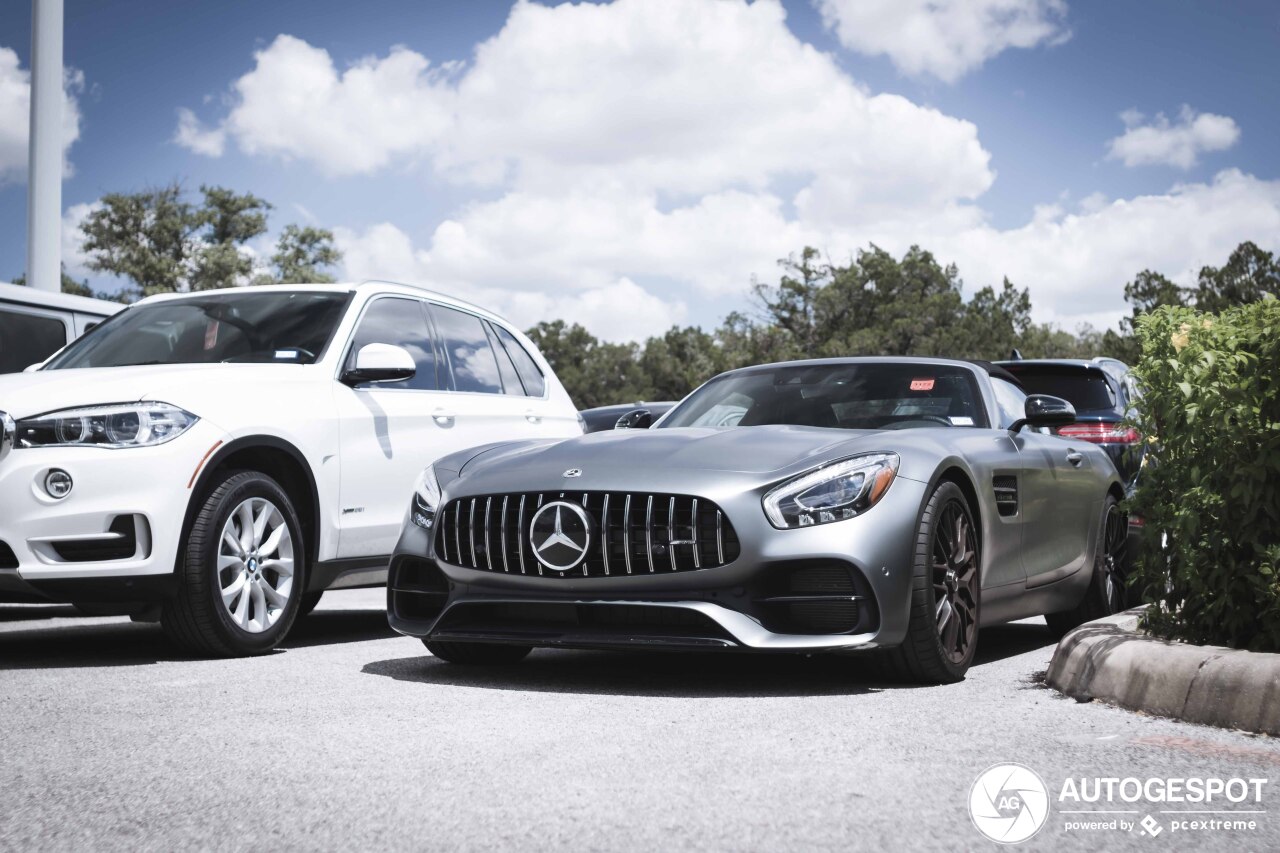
[2,589,1277,852]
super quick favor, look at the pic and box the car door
[427,302,565,444]
[487,319,577,438]
[1015,427,1100,588]
[332,295,473,559]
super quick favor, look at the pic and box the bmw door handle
[432,409,456,426]
[1065,450,1084,467]
[524,409,542,425]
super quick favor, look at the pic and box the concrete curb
[1045,608,1280,736]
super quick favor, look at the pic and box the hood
[454,425,899,494]
[0,363,322,419]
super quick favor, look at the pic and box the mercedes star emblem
[529,501,592,571]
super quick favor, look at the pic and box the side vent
[992,476,1018,517]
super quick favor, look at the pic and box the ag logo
[969,763,1050,844]
[529,501,592,571]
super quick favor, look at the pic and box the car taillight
[1056,423,1140,444]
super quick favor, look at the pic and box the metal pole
[26,0,64,293]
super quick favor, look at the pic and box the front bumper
[387,476,928,652]
[0,419,229,601]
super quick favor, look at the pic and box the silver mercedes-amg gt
[387,357,1128,683]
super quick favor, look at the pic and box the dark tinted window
[46,291,350,369]
[484,321,523,395]
[346,297,440,391]
[662,363,987,430]
[0,308,68,373]
[430,305,503,394]
[1007,369,1116,412]
[492,324,546,397]
[990,378,1026,429]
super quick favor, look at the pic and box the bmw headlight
[17,403,198,449]
[411,465,442,530]
[763,453,899,529]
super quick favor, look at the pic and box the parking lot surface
[3,590,1277,852]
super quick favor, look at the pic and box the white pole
[26,0,64,293]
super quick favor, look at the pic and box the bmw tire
[162,470,306,657]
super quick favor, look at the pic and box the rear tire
[162,471,306,657]
[1046,495,1127,638]
[879,481,981,684]
[424,640,532,665]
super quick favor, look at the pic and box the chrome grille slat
[435,491,739,578]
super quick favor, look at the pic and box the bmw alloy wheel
[217,497,295,633]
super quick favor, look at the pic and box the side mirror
[1010,394,1076,433]
[615,408,653,430]
[341,343,416,387]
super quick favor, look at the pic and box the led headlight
[763,453,899,529]
[411,465,442,530]
[17,403,198,449]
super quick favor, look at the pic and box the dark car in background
[579,401,677,433]
[995,357,1143,487]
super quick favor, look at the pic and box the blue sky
[2,0,1277,340]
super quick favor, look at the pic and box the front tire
[162,471,306,657]
[424,640,532,665]
[880,481,981,684]
[1046,496,1128,637]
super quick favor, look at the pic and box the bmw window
[0,307,67,373]
[430,304,503,394]
[346,297,441,391]
[491,324,546,397]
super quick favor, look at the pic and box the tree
[637,326,725,401]
[267,225,341,284]
[1193,241,1279,313]
[525,320,645,409]
[77,182,338,296]
[80,183,197,298]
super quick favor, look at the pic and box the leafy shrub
[1130,297,1280,650]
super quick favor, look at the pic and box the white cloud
[175,34,456,175]
[174,107,225,156]
[334,220,686,341]
[0,46,83,183]
[60,200,101,279]
[1106,105,1240,169]
[177,1,1279,342]
[816,0,1070,83]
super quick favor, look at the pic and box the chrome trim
[483,497,493,572]
[601,494,611,576]
[716,510,724,565]
[517,495,527,574]
[623,494,633,575]
[667,496,677,572]
[0,411,13,464]
[691,498,700,569]
[468,498,477,568]
[453,501,461,564]
[535,494,544,575]
[500,496,510,572]
[645,495,655,573]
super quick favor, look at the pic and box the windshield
[1005,368,1117,412]
[44,291,352,369]
[660,362,988,430]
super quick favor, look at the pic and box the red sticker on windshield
[204,320,220,350]
[910,378,935,391]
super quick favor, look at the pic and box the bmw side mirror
[1010,394,1076,433]
[615,408,653,430]
[341,343,416,387]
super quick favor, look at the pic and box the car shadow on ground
[0,607,396,670]
[362,621,1058,698]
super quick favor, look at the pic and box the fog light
[44,469,73,499]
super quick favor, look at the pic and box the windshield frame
[658,360,992,431]
[42,289,354,371]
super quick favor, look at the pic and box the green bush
[1130,297,1280,650]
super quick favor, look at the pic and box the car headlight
[16,403,199,449]
[411,465,442,530]
[763,453,899,529]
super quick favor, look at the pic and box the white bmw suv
[0,282,581,655]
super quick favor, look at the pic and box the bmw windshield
[659,362,989,430]
[45,291,352,369]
